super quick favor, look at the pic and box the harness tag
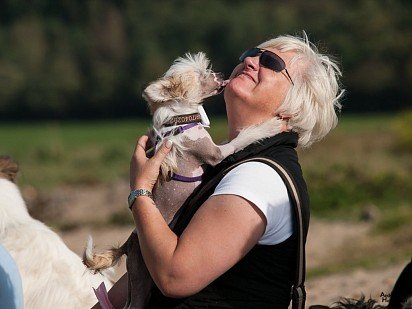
[198,105,210,127]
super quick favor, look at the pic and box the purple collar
[171,173,203,182]
[162,122,200,138]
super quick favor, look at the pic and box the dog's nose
[215,72,224,80]
[213,72,225,85]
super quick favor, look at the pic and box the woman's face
[224,47,295,123]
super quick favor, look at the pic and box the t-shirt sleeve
[211,162,293,245]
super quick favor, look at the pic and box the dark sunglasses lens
[239,48,261,62]
[260,52,285,72]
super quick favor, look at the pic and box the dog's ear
[142,79,174,104]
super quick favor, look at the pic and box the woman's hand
[130,135,173,191]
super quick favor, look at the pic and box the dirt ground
[31,182,407,307]
[59,222,406,307]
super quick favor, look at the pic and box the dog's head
[0,155,18,183]
[0,155,33,233]
[142,52,225,114]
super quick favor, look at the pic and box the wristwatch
[128,189,153,209]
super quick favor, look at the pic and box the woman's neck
[228,113,277,141]
[228,115,290,141]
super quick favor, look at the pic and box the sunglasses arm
[284,69,294,86]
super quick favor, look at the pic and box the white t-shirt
[211,162,293,245]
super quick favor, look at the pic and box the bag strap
[172,156,307,309]
[243,157,306,309]
[221,157,306,308]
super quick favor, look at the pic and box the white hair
[258,32,344,147]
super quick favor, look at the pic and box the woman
[107,33,343,308]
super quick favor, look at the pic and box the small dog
[84,52,285,308]
[0,155,114,309]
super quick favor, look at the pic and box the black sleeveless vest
[147,132,310,309]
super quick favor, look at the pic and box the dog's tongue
[217,79,230,94]
[221,79,230,87]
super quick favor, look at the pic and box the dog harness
[164,113,202,127]
[154,113,205,183]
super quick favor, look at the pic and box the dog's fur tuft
[83,236,125,271]
[309,295,412,309]
[332,295,385,308]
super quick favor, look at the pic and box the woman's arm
[130,136,266,298]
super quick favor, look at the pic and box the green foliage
[0,0,410,119]
[298,113,411,222]
[374,206,412,233]
[306,164,411,218]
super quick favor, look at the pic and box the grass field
[0,113,411,223]
[1,113,411,277]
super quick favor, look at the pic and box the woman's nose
[243,55,259,70]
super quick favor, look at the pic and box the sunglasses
[239,47,294,85]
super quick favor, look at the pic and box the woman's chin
[224,78,251,102]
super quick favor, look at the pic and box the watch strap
[128,189,153,209]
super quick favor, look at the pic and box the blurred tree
[0,0,410,120]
